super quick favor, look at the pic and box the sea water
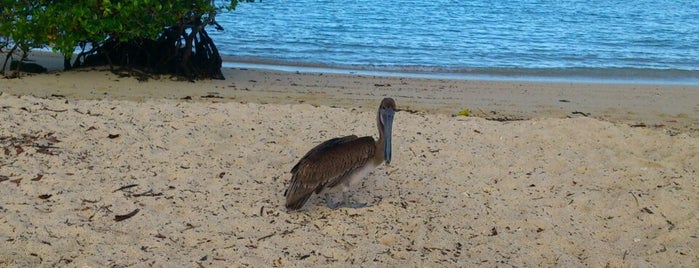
[209,0,699,84]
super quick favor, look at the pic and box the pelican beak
[381,107,395,164]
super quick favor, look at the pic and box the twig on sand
[629,191,640,206]
[132,189,163,197]
[257,232,276,241]
[114,208,140,222]
[113,184,139,192]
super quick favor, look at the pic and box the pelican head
[378,98,396,164]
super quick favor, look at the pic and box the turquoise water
[209,0,699,84]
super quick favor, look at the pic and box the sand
[5,51,699,136]
[1,57,698,267]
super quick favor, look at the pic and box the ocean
[208,0,699,84]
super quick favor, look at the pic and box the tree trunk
[73,18,225,81]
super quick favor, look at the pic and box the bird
[284,98,396,210]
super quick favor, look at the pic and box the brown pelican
[284,98,396,210]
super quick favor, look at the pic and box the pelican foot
[327,201,367,209]
[325,192,367,209]
[346,201,368,209]
[325,193,343,209]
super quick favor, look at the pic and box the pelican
[284,98,396,210]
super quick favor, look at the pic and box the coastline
[220,58,699,86]
[1,51,698,266]
[4,51,699,136]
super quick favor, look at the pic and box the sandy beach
[1,54,698,266]
[5,52,699,137]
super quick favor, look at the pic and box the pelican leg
[342,192,367,209]
[325,193,337,208]
[325,193,345,209]
[325,192,367,209]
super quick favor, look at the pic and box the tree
[1,0,238,80]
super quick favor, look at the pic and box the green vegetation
[1,0,238,79]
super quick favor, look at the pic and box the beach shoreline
[3,51,699,137]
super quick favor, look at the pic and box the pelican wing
[285,135,375,210]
